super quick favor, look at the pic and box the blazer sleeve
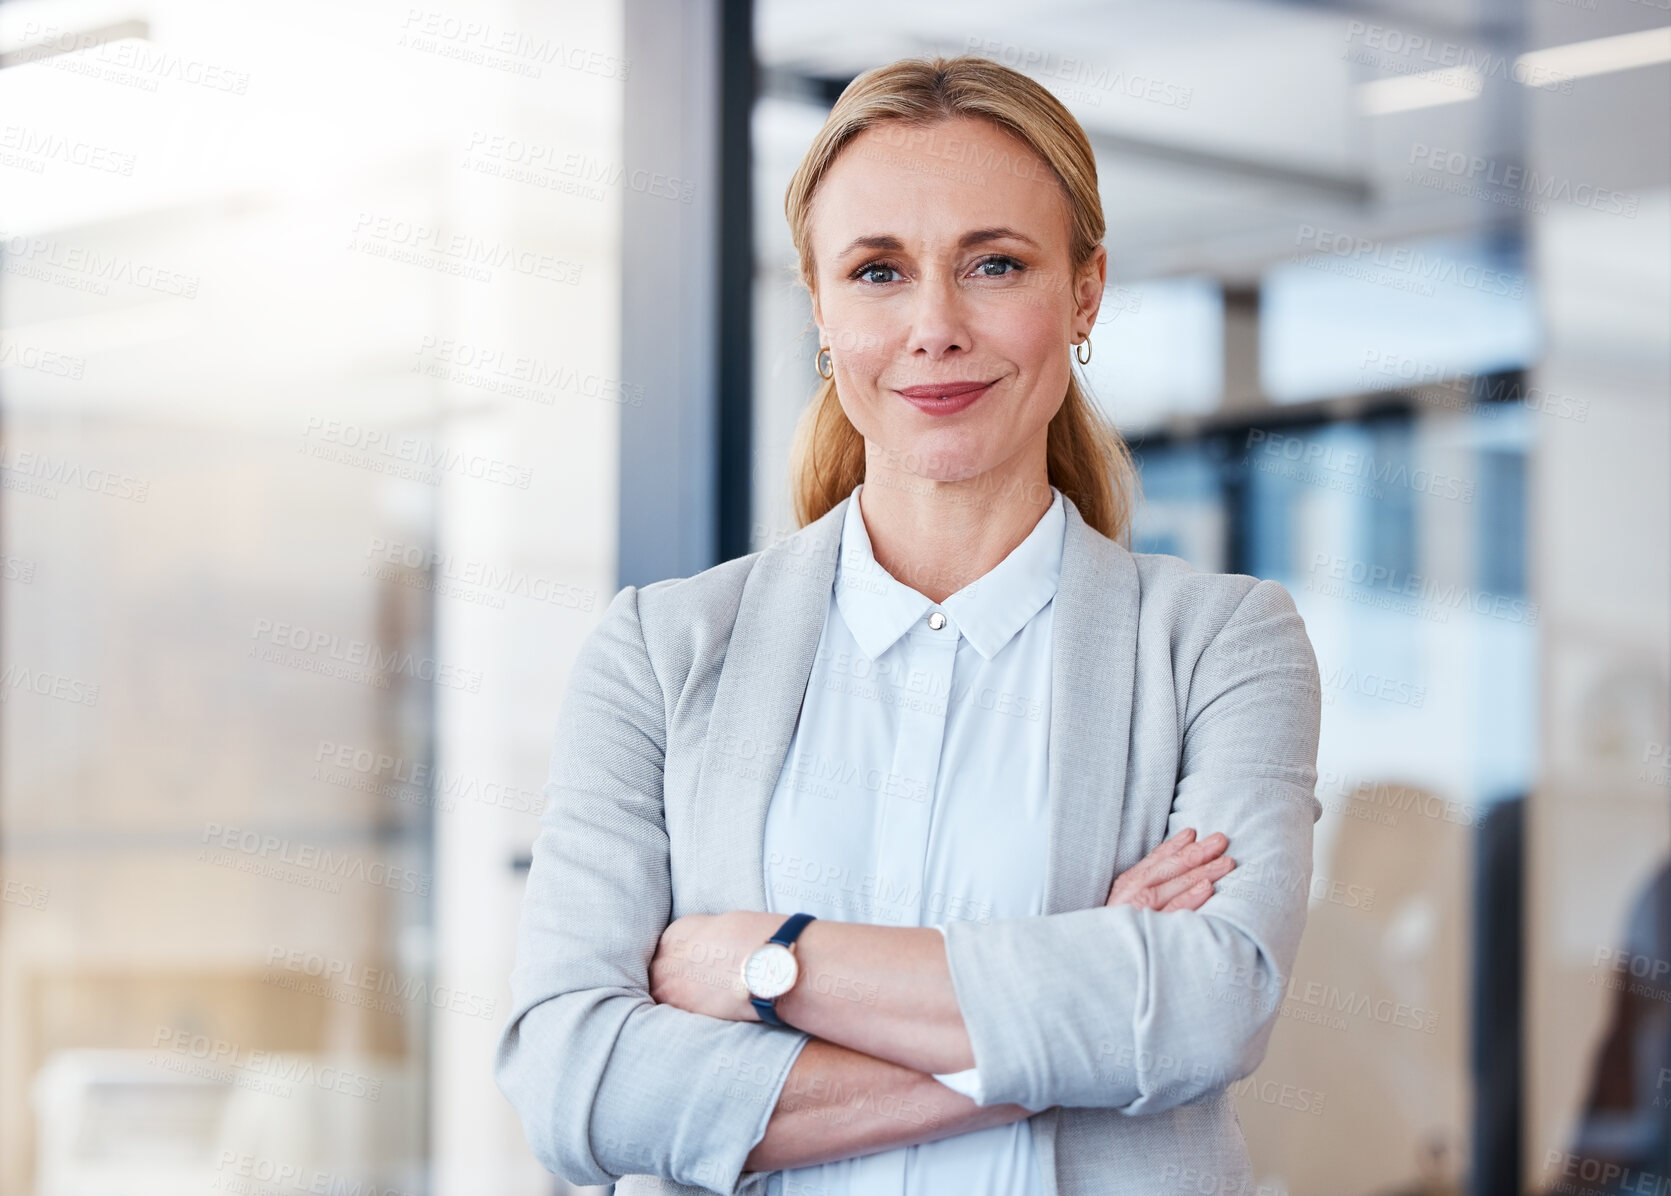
[494,584,812,1194]
[939,577,1323,1113]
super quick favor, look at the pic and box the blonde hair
[783,53,1139,543]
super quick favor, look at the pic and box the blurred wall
[0,2,623,1193]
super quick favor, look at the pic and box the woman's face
[807,115,1106,490]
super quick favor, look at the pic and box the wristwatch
[741,913,817,1029]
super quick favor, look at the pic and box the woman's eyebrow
[957,226,1040,250]
[836,234,905,258]
[835,227,1040,258]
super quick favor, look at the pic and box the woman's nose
[905,276,973,359]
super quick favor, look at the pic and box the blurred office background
[0,0,1665,1193]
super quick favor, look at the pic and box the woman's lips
[895,380,996,415]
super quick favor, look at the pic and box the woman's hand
[1106,827,1235,912]
[649,910,784,1021]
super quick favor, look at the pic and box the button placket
[871,621,955,932]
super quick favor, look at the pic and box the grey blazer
[495,490,1323,1196]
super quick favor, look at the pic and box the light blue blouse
[761,480,1064,1196]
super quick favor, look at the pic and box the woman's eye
[974,256,1023,278]
[849,258,1022,284]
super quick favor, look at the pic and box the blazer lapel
[1043,498,1141,914]
[691,497,848,912]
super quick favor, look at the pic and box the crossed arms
[493,578,1321,1194]
[649,826,1241,1172]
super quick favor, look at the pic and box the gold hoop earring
[1075,338,1092,366]
[815,346,834,380]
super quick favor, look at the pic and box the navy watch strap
[770,912,817,948]
[750,913,817,1029]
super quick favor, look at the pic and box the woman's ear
[1073,245,1109,338]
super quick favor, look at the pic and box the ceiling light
[1358,67,1483,115]
[1515,26,1671,84]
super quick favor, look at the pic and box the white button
[927,611,946,630]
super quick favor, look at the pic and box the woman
[496,54,1322,1196]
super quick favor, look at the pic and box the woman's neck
[856,455,1054,604]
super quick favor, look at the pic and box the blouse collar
[833,480,1066,663]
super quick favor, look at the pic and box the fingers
[1156,827,1197,856]
[1158,878,1212,913]
[1152,855,1236,910]
[1105,829,1236,912]
[1130,830,1230,890]
[1107,828,1191,904]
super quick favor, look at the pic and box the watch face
[743,942,798,999]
